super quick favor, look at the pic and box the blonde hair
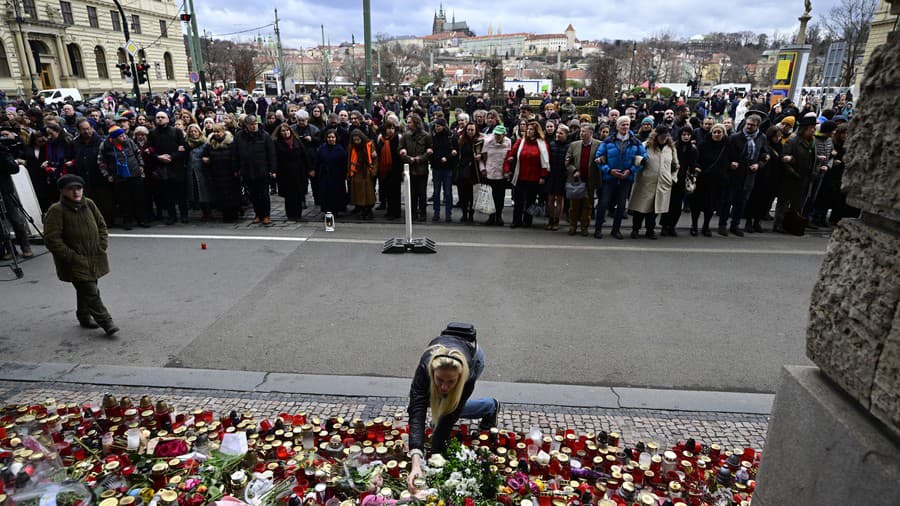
[427,344,469,422]
[710,124,727,136]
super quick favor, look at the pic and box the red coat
[504,138,548,183]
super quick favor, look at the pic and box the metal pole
[11,0,38,96]
[321,25,329,99]
[183,14,200,98]
[403,163,412,243]
[112,0,142,111]
[363,0,373,111]
[187,0,206,93]
[274,9,285,95]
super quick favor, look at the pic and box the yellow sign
[776,59,792,80]
[125,40,139,58]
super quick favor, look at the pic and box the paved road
[1,214,826,393]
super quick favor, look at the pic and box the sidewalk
[1,362,770,451]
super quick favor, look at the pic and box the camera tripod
[0,190,24,278]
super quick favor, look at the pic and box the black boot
[478,399,501,431]
[78,315,100,329]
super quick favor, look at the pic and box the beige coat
[629,142,678,214]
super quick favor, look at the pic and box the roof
[526,34,566,40]
[565,24,575,32]
[422,31,465,40]
[462,33,530,41]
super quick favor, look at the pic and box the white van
[37,88,83,105]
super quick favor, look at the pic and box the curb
[0,361,774,415]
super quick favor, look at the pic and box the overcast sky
[195,0,842,49]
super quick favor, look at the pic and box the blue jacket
[595,132,647,183]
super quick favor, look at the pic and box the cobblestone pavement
[0,380,769,451]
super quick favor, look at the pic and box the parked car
[37,88,83,105]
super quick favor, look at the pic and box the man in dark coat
[71,118,113,224]
[720,113,766,236]
[44,174,118,335]
[148,111,188,224]
[234,115,276,224]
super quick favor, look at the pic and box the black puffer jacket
[234,128,276,181]
[408,334,478,454]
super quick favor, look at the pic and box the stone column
[753,6,900,504]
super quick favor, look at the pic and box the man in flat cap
[44,174,118,335]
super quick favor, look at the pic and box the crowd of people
[0,85,858,259]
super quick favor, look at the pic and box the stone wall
[807,25,900,433]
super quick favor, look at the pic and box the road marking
[110,233,309,242]
[111,233,825,256]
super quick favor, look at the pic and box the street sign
[189,72,200,84]
[125,40,139,58]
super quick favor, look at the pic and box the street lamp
[10,0,38,96]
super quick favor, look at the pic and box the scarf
[348,141,373,178]
[112,141,132,178]
[378,135,393,177]
[743,127,760,160]
[512,137,549,186]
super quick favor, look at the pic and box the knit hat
[108,126,125,139]
[119,110,135,120]
[492,125,507,135]
[57,174,85,189]
[641,117,654,126]
[780,116,795,127]
[433,117,447,128]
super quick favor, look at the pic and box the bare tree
[821,0,878,86]
[587,55,617,101]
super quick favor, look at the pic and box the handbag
[526,203,545,217]
[565,178,587,199]
[684,172,697,194]
[474,183,495,215]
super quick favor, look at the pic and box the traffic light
[116,63,132,78]
[179,14,191,22]
[135,63,149,84]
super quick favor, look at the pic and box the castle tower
[565,24,576,49]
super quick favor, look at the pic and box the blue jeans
[596,179,632,233]
[460,346,495,420]
[432,168,453,216]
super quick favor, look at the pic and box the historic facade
[0,0,191,98]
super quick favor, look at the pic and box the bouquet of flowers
[424,440,499,506]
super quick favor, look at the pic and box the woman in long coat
[317,129,348,215]
[691,123,730,236]
[273,123,312,221]
[660,126,699,236]
[185,124,211,220]
[347,129,377,220]
[629,126,678,239]
[201,125,241,222]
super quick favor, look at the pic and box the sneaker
[103,323,120,336]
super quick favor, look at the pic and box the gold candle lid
[99,498,119,506]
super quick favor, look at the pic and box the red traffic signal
[180,14,191,22]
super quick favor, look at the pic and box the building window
[131,15,141,34]
[0,44,11,78]
[23,0,37,19]
[67,43,83,76]
[95,46,108,79]
[87,6,98,28]
[159,20,168,38]
[60,1,74,25]
[117,48,127,67]
[110,10,121,31]
[164,52,174,80]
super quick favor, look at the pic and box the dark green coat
[44,197,110,282]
